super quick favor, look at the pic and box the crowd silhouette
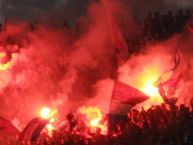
[144,10,191,39]
[127,9,192,54]
[9,103,191,145]
[0,9,192,145]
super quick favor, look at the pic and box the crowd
[128,9,192,54]
[0,102,192,145]
[30,103,193,145]
[143,10,191,38]
[0,10,192,145]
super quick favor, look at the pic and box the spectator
[152,11,161,39]
[144,12,153,38]
[166,11,174,36]
[174,10,184,32]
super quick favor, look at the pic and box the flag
[101,0,128,60]
[158,83,178,105]
[110,81,149,115]
[0,117,20,137]
[18,117,47,142]
[108,81,149,132]
[171,47,181,71]
[156,49,182,104]
[161,73,182,88]
[31,119,48,142]
[112,81,149,104]
[111,22,128,59]
[155,48,181,87]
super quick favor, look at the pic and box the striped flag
[108,81,149,132]
[18,117,48,142]
[110,81,149,115]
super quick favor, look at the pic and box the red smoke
[0,0,192,130]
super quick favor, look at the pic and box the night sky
[1,0,89,21]
[0,0,192,21]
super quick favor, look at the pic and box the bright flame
[143,83,159,97]
[139,66,160,96]
[46,124,55,137]
[90,118,100,127]
[78,106,107,134]
[40,107,52,119]
[134,65,164,109]
[0,62,12,71]
[39,107,57,119]
[0,52,19,71]
[39,107,57,136]
[46,124,55,131]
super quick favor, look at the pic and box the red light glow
[78,106,107,134]
[39,107,57,136]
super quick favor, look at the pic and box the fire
[90,118,100,127]
[140,68,161,97]
[39,107,57,119]
[39,107,57,136]
[78,106,107,134]
[143,83,159,97]
[40,107,52,119]
[134,65,164,109]
[0,52,19,71]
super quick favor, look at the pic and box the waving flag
[155,48,181,86]
[18,117,48,142]
[18,117,41,141]
[111,22,128,59]
[110,81,149,115]
[31,119,48,142]
[161,73,182,88]
[158,83,178,105]
[156,49,182,104]
[108,81,149,132]
[101,0,128,60]
[112,81,149,104]
[0,117,20,137]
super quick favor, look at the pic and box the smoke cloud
[0,0,192,126]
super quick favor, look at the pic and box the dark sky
[1,0,89,21]
[0,0,192,21]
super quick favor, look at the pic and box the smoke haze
[0,0,192,125]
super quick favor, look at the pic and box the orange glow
[140,67,161,97]
[46,124,55,137]
[143,83,159,97]
[40,107,52,119]
[0,52,19,71]
[39,107,57,136]
[0,62,12,71]
[78,106,107,134]
[0,52,6,58]
[39,107,57,119]
[90,118,100,127]
[133,65,165,109]
[46,124,54,131]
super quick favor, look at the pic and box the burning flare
[137,65,164,104]
[39,107,57,136]
[122,64,165,110]
[0,51,18,71]
[78,106,107,134]
[140,67,161,97]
